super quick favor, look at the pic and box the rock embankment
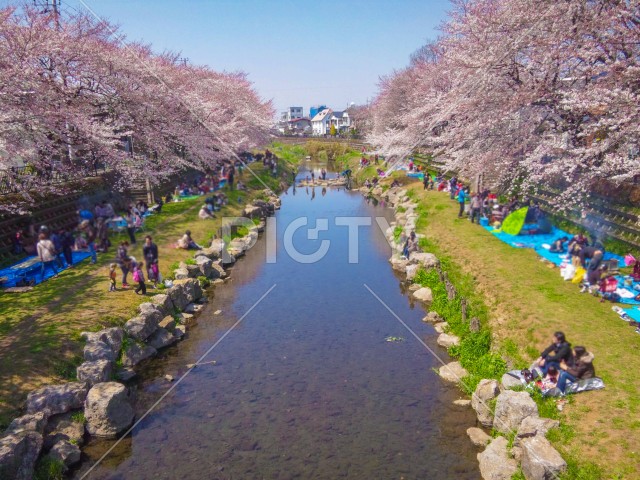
[367,183,567,480]
[0,191,281,479]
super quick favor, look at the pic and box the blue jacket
[457,190,466,203]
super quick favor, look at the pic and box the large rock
[171,278,203,308]
[405,263,420,282]
[26,382,88,416]
[409,252,440,269]
[477,436,518,480]
[195,256,216,279]
[501,372,524,390]
[81,327,124,355]
[467,427,492,447]
[0,431,43,480]
[434,322,448,334]
[174,266,189,280]
[210,238,225,257]
[149,295,175,317]
[423,311,444,323]
[493,390,539,434]
[390,254,410,272]
[5,411,49,435]
[517,416,560,441]
[412,287,433,303]
[49,439,81,469]
[438,361,468,383]
[194,245,221,260]
[472,379,500,428]
[437,333,460,348]
[121,343,157,367]
[168,283,190,310]
[211,261,227,279]
[146,328,178,350]
[158,316,176,332]
[43,411,85,450]
[124,304,163,341]
[521,435,567,480]
[84,382,135,438]
[83,340,117,362]
[185,263,201,278]
[77,360,113,387]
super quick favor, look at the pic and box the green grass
[398,181,640,479]
[34,457,65,480]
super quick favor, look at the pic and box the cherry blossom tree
[0,4,273,212]
[367,0,640,206]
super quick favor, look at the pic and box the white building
[311,108,333,135]
[281,107,304,122]
[329,111,351,132]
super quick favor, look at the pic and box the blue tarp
[483,224,640,306]
[0,251,92,288]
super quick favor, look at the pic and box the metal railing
[0,163,106,196]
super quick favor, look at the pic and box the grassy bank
[392,180,640,479]
[0,158,299,426]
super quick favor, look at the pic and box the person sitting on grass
[177,230,202,250]
[537,365,559,392]
[536,331,572,375]
[549,236,569,253]
[557,346,595,394]
[402,231,419,258]
[198,204,215,220]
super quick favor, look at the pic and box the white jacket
[37,239,57,262]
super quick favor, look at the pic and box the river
[74,163,480,479]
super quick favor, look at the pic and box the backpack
[132,269,143,283]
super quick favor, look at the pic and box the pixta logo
[220,216,399,264]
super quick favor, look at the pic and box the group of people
[535,331,596,394]
[112,235,160,294]
[551,233,615,296]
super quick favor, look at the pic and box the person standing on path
[60,228,74,267]
[133,262,146,295]
[37,233,59,281]
[227,165,235,191]
[125,208,137,245]
[457,188,468,218]
[80,220,97,264]
[469,194,482,224]
[142,235,159,287]
[116,241,131,287]
[108,263,117,292]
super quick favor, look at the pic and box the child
[148,260,160,288]
[108,263,117,292]
[132,263,146,295]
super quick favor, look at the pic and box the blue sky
[10,0,452,116]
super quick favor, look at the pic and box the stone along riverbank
[364,183,569,480]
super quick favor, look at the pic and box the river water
[75,164,480,480]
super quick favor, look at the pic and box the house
[329,111,351,133]
[311,108,333,136]
[280,107,304,122]
[309,105,327,120]
[287,117,311,135]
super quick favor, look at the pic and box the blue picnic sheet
[483,224,640,306]
[0,251,92,288]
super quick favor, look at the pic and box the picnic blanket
[483,224,639,305]
[0,251,92,288]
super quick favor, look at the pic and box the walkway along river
[74,165,480,479]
